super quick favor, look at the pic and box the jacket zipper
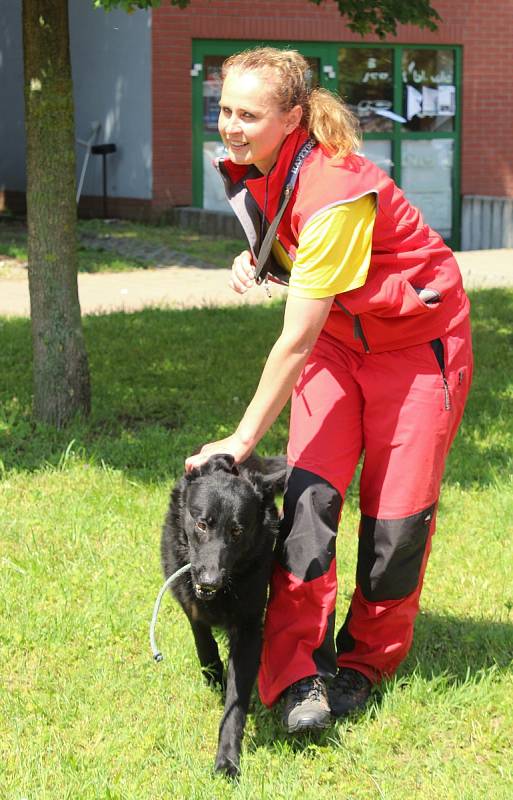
[353,315,370,354]
[333,298,371,353]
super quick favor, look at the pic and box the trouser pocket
[430,338,451,410]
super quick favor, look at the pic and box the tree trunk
[22,0,91,427]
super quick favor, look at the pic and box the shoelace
[290,677,325,702]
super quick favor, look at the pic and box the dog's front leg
[188,618,224,689]
[214,620,262,778]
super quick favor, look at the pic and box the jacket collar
[219,128,310,218]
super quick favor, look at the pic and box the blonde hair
[222,47,361,159]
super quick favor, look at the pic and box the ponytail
[308,87,361,159]
[222,47,361,159]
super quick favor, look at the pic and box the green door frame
[191,40,462,248]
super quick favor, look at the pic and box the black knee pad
[356,504,435,602]
[277,466,342,581]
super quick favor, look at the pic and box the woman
[185,47,472,733]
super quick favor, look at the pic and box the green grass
[1,289,512,799]
[0,217,245,276]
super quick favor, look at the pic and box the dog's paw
[201,663,225,691]
[214,753,240,779]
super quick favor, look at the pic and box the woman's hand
[185,431,253,473]
[229,250,256,294]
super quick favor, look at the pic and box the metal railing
[461,196,513,250]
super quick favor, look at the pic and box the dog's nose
[194,570,223,598]
[198,569,222,587]
[198,575,222,591]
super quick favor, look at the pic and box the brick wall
[152,0,513,208]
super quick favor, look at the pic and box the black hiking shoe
[329,667,372,718]
[282,675,331,733]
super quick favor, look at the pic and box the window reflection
[401,139,453,238]
[203,56,225,134]
[402,49,455,132]
[360,140,393,175]
[203,141,230,212]
[338,47,394,133]
[305,58,320,90]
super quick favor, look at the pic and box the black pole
[91,143,116,219]
[101,152,107,218]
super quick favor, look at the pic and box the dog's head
[182,454,276,600]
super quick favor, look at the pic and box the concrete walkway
[0,247,511,318]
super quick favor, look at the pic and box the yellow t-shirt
[271,194,376,299]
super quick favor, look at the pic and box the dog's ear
[261,469,286,494]
[245,471,274,503]
[199,453,240,477]
[184,467,201,483]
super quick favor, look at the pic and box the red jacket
[219,128,470,353]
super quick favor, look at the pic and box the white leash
[149,563,192,662]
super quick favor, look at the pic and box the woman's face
[218,69,302,175]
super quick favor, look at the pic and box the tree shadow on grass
[0,303,286,481]
[0,288,511,486]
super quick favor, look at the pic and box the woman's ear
[285,104,303,134]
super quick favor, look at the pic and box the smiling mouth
[229,142,249,149]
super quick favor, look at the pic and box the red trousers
[259,318,473,707]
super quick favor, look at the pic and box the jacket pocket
[341,276,441,319]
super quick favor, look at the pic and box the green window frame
[191,40,462,248]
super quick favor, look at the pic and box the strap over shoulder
[254,137,317,284]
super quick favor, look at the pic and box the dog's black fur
[161,452,285,777]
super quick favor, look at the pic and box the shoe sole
[286,716,331,734]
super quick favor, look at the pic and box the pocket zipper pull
[442,375,451,410]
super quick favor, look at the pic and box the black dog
[160,452,285,777]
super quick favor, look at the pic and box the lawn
[0,289,512,799]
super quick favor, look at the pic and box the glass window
[305,58,320,90]
[401,139,453,238]
[203,141,230,212]
[402,49,455,132]
[203,56,225,134]
[338,47,394,133]
[359,140,393,175]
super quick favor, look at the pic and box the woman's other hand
[229,250,256,294]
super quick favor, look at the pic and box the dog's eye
[195,521,208,533]
[231,525,243,539]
